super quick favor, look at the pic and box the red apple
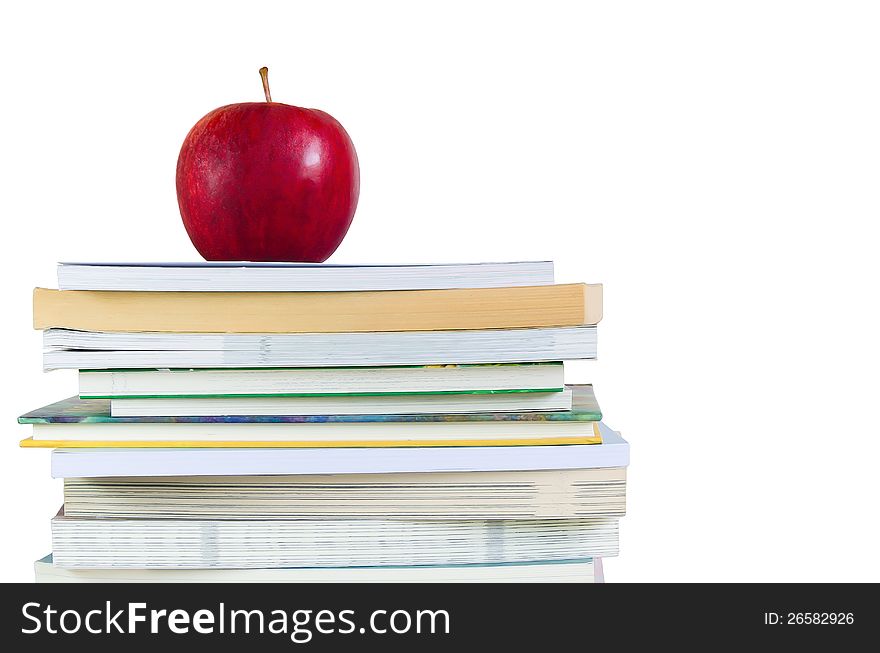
[176,67,359,262]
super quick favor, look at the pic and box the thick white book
[34,555,601,583]
[56,261,555,291]
[109,389,573,417]
[49,423,629,478]
[51,512,619,568]
[43,326,597,370]
[79,363,565,398]
[61,466,626,520]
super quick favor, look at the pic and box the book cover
[20,384,600,424]
[19,385,601,449]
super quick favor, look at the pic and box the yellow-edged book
[33,283,602,333]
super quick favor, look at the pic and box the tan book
[62,467,626,520]
[33,283,602,333]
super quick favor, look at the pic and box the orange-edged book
[32,283,602,334]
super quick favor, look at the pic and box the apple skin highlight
[176,72,359,262]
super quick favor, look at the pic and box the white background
[1,0,878,582]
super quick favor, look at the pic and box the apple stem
[259,66,272,102]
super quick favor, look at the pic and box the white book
[51,512,619,568]
[35,555,600,583]
[79,363,565,398]
[62,466,626,520]
[43,326,597,370]
[56,261,555,291]
[109,389,573,417]
[50,424,629,478]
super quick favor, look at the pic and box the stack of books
[20,261,628,583]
